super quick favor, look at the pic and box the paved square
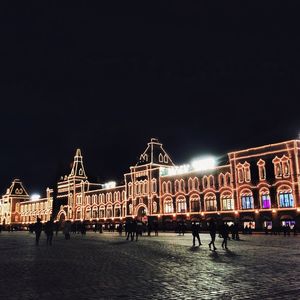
[0,231,299,299]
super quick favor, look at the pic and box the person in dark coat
[34,217,43,245]
[208,219,217,251]
[117,223,123,236]
[191,222,202,247]
[153,221,159,236]
[44,219,54,245]
[220,223,229,250]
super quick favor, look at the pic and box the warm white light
[103,181,116,189]
[191,157,216,171]
[31,194,41,201]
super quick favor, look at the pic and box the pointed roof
[5,179,29,198]
[68,148,87,180]
[136,138,175,166]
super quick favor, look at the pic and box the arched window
[225,173,231,186]
[153,201,157,213]
[167,181,172,194]
[244,162,251,182]
[176,196,187,213]
[86,207,91,219]
[114,205,121,217]
[205,193,217,211]
[128,183,132,197]
[278,186,294,208]
[106,205,113,218]
[122,191,126,201]
[144,180,148,194]
[237,164,244,183]
[76,208,81,220]
[273,157,282,178]
[99,206,105,218]
[164,155,168,163]
[159,153,163,162]
[190,195,200,212]
[221,192,234,210]
[219,174,225,187]
[122,205,126,216]
[188,178,193,192]
[92,207,98,218]
[193,178,199,190]
[164,197,173,213]
[203,176,208,189]
[282,156,291,177]
[175,180,180,193]
[209,175,214,188]
[240,190,254,209]
[180,179,185,193]
[129,204,133,214]
[257,159,266,181]
[152,179,157,193]
[260,188,271,209]
[162,182,167,194]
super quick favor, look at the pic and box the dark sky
[1,2,299,194]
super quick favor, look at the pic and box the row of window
[237,156,291,183]
[75,191,126,205]
[128,180,157,197]
[162,189,294,213]
[74,206,126,219]
[20,202,50,213]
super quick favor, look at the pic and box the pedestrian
[63,221,71,240]
[191,222,202,247]
[135,219,143,241]
[44,219,54,246]
[117,223,123,236]
[131,220,137,241]
[220,223,229,250]
[34,217,43,245]
[208,219,217,251]
[147,222,152,236]
[126,220,132,241]
[154,221,158,236]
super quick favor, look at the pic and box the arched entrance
[136,205,147,218]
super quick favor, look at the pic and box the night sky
[1,3,299,195]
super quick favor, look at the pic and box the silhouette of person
[154,221,158,236]
[147,222,152,236]
[63,221,71,240]
[117,223,123,236]
[34,217,43,245]
[220,223,229,250]
[208,219,217,251]
[44,219,54,245]
[191,222,201,247]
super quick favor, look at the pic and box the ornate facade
[1,138,300,230]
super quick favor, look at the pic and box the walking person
[154,221,159,236]
[131,219,137,241]
[34,217,43,246]
[44,219,54,246]
[147,222,152,236]
[208,219,217,251]
[135,219,143,241]
[63,221,71,240]
[220,223,229,250]
[191,222,202,247]
[117,223,123,236]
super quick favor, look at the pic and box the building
[1,138,300,230]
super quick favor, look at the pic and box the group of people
[124,220,159,241]
[191,220,240,250]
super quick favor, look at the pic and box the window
[92,208,98,218]
[209,176,214,188]
[153,201,157,213]
[241,195,254,209]
[193,178,199,190]
[260,188,271,209]
[203,176,208,189]
[282,159,290,177]
[244,163,251,182]
[167,181,172,194]
[164,155,168,163]
[261,194,271,209]
[99,207,105,218]
[177,197,186,213]
[162,182,167,194]
[175,180,180,193]
[164,198,173,213]
[257,160,266,180]
[106,206,113,218]
[180,179,185,192]
[219,174,225,187]
[129,204,133,214]
[128,183,132,197]
[188,178,193,192]
[279,192,294,208]
[152,179,157,193]
[205,194,217,211]
[115,206,121,217]
[221,194,234,210]
[190,195,200,212]
[273,157,282,178]
[159,153,163,162]
[237,167,244,183]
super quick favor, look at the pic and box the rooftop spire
[69,148,87,180]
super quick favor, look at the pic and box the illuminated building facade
[1,138,300,230]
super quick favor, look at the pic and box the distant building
[1,138,300,230]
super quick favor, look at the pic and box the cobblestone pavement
[0,231,299,300]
